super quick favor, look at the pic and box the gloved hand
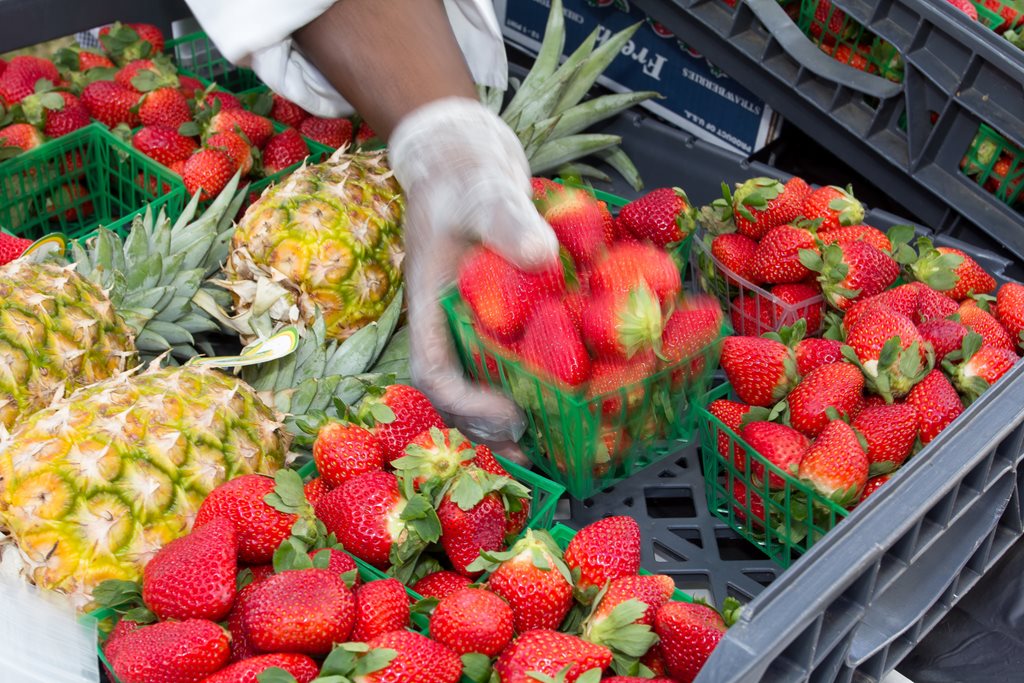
[389,97,560,449]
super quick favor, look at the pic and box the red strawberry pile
[706,202,1024,532]
[414,518,739,683]
[456,181,723,477]
[241,89,380,150]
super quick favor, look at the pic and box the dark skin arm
[294,0,480,141]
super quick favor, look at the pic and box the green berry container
[165,31,264,94]
[960,123,1024,210]
[0,123,186,242]
[696,382,850,569]
[795,0,905,83]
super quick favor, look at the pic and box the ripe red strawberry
[983,0,1022,30]
[110,619,230,683]
[711,232,759,283]
[32,91,90,138]
[959,300,1016,352]
[102,618,141,676]
[315,470,408,568]
[918,319,968,362]
[100,22,166,58]
[205,89,242,111]
[438,490,508,577]
[845,305,932,400]
[842,284,921,332]
[201,653,319,683]
[913,282,960,324]
[242,568,356,655]
[356,121,377,144]
[351,578,411,641]
[787,362,865,437]
[604,678,677,683]
[194,475,295,565]
[564,516,641,593]
[169,158,187,175]
[661,295,723,367]
[996,281,1024,351]
[261,128,309,175]
[81,80,140,127]
[708,399,753,471]
[142,517,237,622]
[299,115,353,148]
[226,584,259,662]
[597,199,618,243]
[431,587,515,657]
[751,224,818,284]
[114,59,158,90]
[0,122,44,153]
[520,298,592,387]
[308,548,361,586]
[905,370,964,444]
[481,530,574,632]
[801,185,864,231]
[731,283,823,336]
[313,422,384,487]
[178,75,203,98]
[817,224,892,252]
[132,125,197,166]
[720,336,798,407]
[139,87,191,128]
[183,148,237,201]
[741,421,810,489]
[584,573,675,640]
[411,571,473,599]
[0,56,59,104]
[727,176,807,239]
[0,233,33,266]
[655,601,727,683]
[587,351,657,418]
[361,384,446,465]
[860,475,890,502]
[458,245,567,343]
[943,333,1019,402]
[358,630,462,683]
[852,403,919,475]
[203,132,252,177]
[590,242,682,305]
[795,337,844,375]
[938,247,997,301]
[581,286,664,360]
[530,176,561,205]
[270,93,310,127]
[945,0,979,18]
[731,479,767,528]
[641,642,670,678]
[493,630,613,683]
[617,186,697,247]
[544,187,607,268]
[805,240,899,310]
[799,420,869,505]
[207,109,273,148]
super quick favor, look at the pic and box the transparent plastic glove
[389,97,559,447]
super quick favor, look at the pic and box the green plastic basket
[166,32,263,93]
[960,123,1024,209]
[796,0,904,83]
[696,383,849,569]
[87,559,426,683]
[443,286,724,500]
[0,123,186,242]
[972,0,1008,29]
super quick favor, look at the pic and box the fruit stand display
[1,1,1024,683]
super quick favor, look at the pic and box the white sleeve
[183,0,508,119]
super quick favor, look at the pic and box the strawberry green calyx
[799,243,860,309]
[581,598,659,658]
[842,337,934,403]
[311,641,398,682]
[618,285,666,360]
[732,177,784,223]
[702,183,738,235]
[942,331,1013,404]
[392,426,475,488]
[904,236,964,292]
[90,579,156,625]
[528,666,603,683]
[671,186,698,240]
[826,185,865,226]
[466,528,571,581]
[692,596,743,629]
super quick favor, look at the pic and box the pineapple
[0,364,290,608]
[218,148,404,342]
[0,177,243,429]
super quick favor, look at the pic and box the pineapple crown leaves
[528,667,603,683]
[90,579,157,625]
[732,177,785,223]
[581,598,660,658]
[903,236,964,292]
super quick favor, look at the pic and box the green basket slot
[972,0,1008,29]
[442,286,723,500]
[166,32,263,93]
[0,124,186,242]
[796,0,904,83]
[696,383,849,569]
[960,123,1024,209]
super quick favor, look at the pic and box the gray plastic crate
[629,0,1024,265]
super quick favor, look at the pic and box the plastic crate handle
[743,0,902,100]
[845,471,1015,667]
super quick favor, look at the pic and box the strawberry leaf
[319,644,362,676]
[273,536,313,573]
[460,653,493,683]
[355,648,398,676]
[411,597,440,615]
[236,568,254,592]
[256,668,300,683]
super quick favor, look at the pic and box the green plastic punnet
[166,31,263,93]
[697,383,849,569]
[796,0,905,83]
[960,123,1024,209]
[0,124,186,242]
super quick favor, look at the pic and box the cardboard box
[494,0,781,155]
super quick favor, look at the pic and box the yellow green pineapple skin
[0,365,290,608]
[0,261,136,429]
[226,149,405,341]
